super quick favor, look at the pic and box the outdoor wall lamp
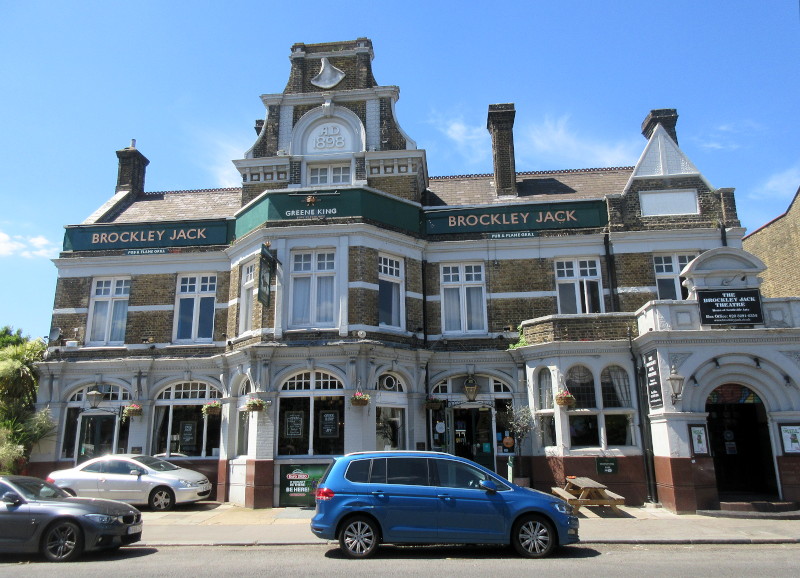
[667,366,685,404]
[79,387,124,416]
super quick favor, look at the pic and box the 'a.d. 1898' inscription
[313,125,345,149]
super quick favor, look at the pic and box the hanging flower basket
[351,392,371,406]
[555,391,576,407]
[122,403,142,420]
[202,400,222,416]
[245,398,266,412]
[424,397,445,411]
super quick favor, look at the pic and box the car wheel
[339,515,379,558]
[41,520,84,562]
[512,514,556,558]
[149,486,175,511]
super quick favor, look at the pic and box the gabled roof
[629,124,701,180]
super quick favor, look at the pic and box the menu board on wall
[319,411,339,438]
[643,350,664,409]
[285,411,304,438]
[279,464,330,507]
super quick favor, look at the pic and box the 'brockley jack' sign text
[63,220,230,252]
[697,289,763,325]
[425,200,607,235]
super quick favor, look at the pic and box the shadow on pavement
[322,543,601,560]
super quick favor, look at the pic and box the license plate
[127,524,142,534]
[201,483,212,491]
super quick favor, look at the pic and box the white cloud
[429,112,491,169]
[751,163,800,201]
[0,230,59,259]
[696,120,764,151]
[206,138,245,188]
[519,115,640,168]
[430,112,640,171]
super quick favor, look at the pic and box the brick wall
[743,198,800,297]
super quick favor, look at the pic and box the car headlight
[178,479,200,487]
[552,501,574,515]
[85,513,121,525]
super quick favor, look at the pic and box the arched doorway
[705,384,778,499]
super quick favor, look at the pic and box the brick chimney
[115,139,149,194]
[641,109,679,145]
[487,103,517,196]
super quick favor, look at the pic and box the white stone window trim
[288,249,338,329]
[86,276,131,346]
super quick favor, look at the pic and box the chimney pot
[642,109,679,145]
[116,143,150,195]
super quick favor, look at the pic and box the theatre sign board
[697,289,764,325]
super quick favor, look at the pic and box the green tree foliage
[0,333,54,474]
[0,326,26,349]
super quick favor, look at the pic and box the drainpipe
[629,328,658,504]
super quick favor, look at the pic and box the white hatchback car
[47,454,212,511]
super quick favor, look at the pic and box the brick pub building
[33,39,800,512]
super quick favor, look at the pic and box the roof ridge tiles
[142,187,242,195]
[429,167,634,180]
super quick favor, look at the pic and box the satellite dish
[356,330,367,339]
[48,327,62,342]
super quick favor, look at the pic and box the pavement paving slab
[136,502,800,547]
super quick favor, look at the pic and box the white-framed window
[278,371,344,456]
[87,278,130,345]
[154,381,222,458]
[639,189,699,217]
[290,250,336,327]
[441,263,487,333]
[653,253,696,300]
[61,384,132,463]
[379,254,404,329]
[239,262,256,335]
[562,364,635,449]
[308,164,351,186]
[556,258,603,314]
[175,274,217,343]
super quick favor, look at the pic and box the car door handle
[371,491,385,497]
[437,494,452,501]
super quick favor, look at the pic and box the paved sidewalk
[137,502,800,547]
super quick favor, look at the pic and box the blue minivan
[311,451,579,558]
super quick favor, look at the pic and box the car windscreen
[132,455,181,471]
[13,478,71,500]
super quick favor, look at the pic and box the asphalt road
[1,543,799,577]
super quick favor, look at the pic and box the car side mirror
[479,479,498,494]
[2,491,23,506]
[130,469,142,477]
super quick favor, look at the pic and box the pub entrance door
[447,407,495,472]
[705,384,777,498]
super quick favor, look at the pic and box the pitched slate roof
[91,188,243,224]
[425,167,634,207]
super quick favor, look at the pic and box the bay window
[239,263,256,334]
[153,381,222,458]
[277,371,344,456]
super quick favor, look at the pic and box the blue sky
[1,1,799,339]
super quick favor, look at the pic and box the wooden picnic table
[551,476,625,515]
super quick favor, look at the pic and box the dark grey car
[0,475,142,562]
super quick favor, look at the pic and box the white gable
[631,124,701,179]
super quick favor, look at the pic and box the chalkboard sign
[285,411,304,438]
[596,457,618,474]
[319,410,339,438]
[180,421,197,445]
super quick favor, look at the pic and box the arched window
[61,384,133,463]
[601,366,632,408]
[153,381,222,458]
[278,371,344,456]
[566,365,596,408]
